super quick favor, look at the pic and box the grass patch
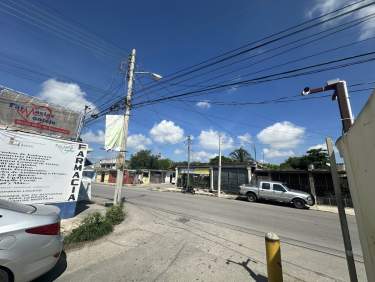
[64,204,126,247]
[106,204,125,225]
[64,212,113,245]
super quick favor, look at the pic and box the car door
[259,182,272,199]
[272,183,288,202]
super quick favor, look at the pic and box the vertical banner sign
[105,115,124,151]
[0,129,87,204]
[0,87,82,140]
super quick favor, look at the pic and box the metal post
[114,48,136,205]
[334,81,354,133]
[326,137,358,282]
[301,80,354,133]
[218,134,222,197]
[186,135,191,189]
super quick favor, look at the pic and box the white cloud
[238,133,252,146]
[38,79,96,113]
[191,151,216,162]
[263,148,294,159]
[308,143,327,151]
[257,121,305,149]
[308,143,339,154]
[198,129,234,151]
[174,149,184,155]
[196,101,211,109]
[307,0,375,40]
[150,120,185,144]
[127,134,152,151]
[81,130,104,144]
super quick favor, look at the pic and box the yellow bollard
[265,232,283,282]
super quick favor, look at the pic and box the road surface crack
[153,241,187,281]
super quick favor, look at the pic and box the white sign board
[0,129,88,204]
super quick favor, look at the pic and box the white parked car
[0,199,63,282]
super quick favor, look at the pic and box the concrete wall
[336,92,375,281]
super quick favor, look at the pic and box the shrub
[105,204,125,225]
[64,212,113,244]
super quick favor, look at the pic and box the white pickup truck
[239,181,314,209]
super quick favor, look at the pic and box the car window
[261,183,271,190]
[0,199,36,214]
[273,184,286,192]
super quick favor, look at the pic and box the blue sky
[0,0,374,163]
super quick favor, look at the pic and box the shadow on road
[32,251,67,282]
[226,258,267,282]
[235,196,310,210]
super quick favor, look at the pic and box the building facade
[94,159,174,185]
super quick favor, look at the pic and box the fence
[316,196,353,208]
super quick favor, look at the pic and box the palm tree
[229,147,252,163]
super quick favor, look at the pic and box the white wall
[336,92,375,281]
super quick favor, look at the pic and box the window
[261,182,271,190]
[273,184,286,192]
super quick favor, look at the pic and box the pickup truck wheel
[293,199,306,209]
[246,192,257,202]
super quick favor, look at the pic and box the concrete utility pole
[76,105,90,141]
[253,143,257,162]
[218,134,222,197]
[186,135,192,189]
[114,48,136,205]
[326,137,358,282]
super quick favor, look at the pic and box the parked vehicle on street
[0,199,63,282]
[239,181,314,209]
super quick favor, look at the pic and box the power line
[131,51,375,108]
[131,1,375,99]
[0,0,123,60]
[100,2,375,109]
[169,13,375,90]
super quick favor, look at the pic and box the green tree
[229,147,252,163]
[158,158,173,170]
[129,150,158,169]
[209,155,233,165]
[129,150,173,169]
[280,148,328,170]
[261,163,280,169]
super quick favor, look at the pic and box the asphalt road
[92,183,362,260]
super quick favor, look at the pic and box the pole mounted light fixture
[301,79,354,133]
[134,71,163,81]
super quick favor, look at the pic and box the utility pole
[218,134,222,197]
[253,143,257,162]
[114,48,136,205]
[186,135,192,189]
[326,137,358,282]
[76,105,90,141]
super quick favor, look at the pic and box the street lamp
[134,71,163,81]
